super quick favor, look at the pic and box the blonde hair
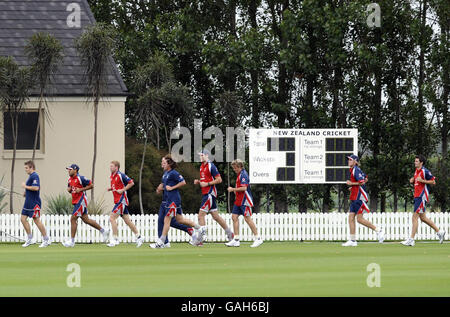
[111,160,120,169]
[231,159,244,169]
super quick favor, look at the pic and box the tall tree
[132,57,168,214]
[381,1,416,212]
[0,57,34,213]
[86,0,449,213]
[25,32,64,161]
[266,0,293,213]
[425,0,449,212]
[132,53,193,213]
[346,1,388,212]
[75,23,117,201]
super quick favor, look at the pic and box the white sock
[350,234,356,241]
[234,235,240,241]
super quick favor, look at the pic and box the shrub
[0,175,8,213]
[87,198,107,215]
[45,193,73,215]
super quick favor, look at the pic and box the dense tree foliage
[88,0,449,213]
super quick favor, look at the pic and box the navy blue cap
[66,164,80,171]
[347,155,359,162]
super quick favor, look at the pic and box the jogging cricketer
[62,164,109,247]
[153,156,197,248]
[226,159,263,248]
[192,150,234,246]
[401,155,445,246]
[342,155,384,247]
[150,155,203,249]
[20,161,51,248]
[107,161,143,247]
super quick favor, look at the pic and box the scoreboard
[249,129,358,184]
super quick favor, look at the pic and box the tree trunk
[229,0,236,37]
[416,0,427,153]
[252,190,261,214]
[156,126,160,149]
[322,185,331,213]
[270,0,290,213]
[168,124,172,153]
[369,196,378,213]
[9,114,19,214]
[163,126,168,152]
[297,188,308,213]
[138,135,147,215]
[438,9,449,212]
[343,187,349,213]
[31,93,44,161]
[380,192,386,213]
[273,185,288,213]
[248,0,259,128]
[164,125,172,154]
[91,97,99,202]
[369,27,383,212]
[393,71,400,214]
[393,190,398,213]
[338,185,342,213]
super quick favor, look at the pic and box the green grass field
[0,241,449,297]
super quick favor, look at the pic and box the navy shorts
[21,204,41,218]
[199,194,218,212]
[232,205,252,216]
[349,200,370,214]
[112,200,130,216]
[414,197,426,213]
[164,201,183,218]
[72,198,88,217]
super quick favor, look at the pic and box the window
[3,111,40,150]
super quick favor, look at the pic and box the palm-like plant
[25,32,64,161]
[75,23,117,201]
[45,193,73,215]
[0,57,34,213]
[134,90,163,215]
[159,81,193,153]
[0,175,8,213]
[132,53,192,214]
[87,198,107,215]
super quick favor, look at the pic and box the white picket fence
[0,212,449,243]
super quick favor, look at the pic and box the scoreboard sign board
[249,129,358,184]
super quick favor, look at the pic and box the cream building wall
[0,96,127,214]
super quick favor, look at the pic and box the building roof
[0,0,128,97]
